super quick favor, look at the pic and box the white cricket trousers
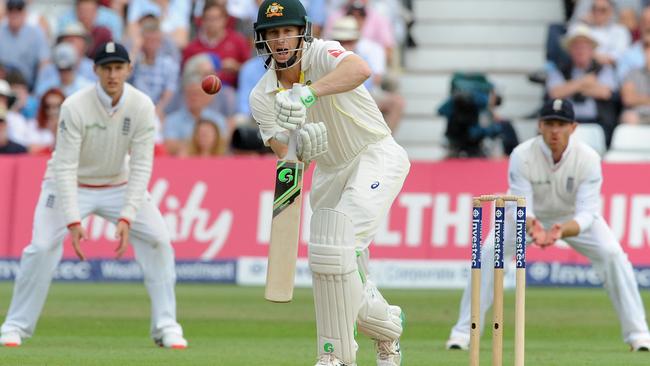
[449,209,650,344]
[311,136,410,338]
[1,180,183,340]
[311,136,411,251]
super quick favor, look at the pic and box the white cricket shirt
[44,83,156,224]
[508,135,603,232]
[249,38,391,169]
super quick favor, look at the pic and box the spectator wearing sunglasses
[0,105,27,154]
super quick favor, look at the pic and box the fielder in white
[446,98,650,352]
[250,0,408,365]
[0,42,187,349]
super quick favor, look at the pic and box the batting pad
[357,281,403,341]
[309,209,363,364]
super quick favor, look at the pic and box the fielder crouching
[249,0,409,365]
[0,42,187,349]
[446,98,650,352]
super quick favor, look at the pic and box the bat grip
[286,130,298,161]
[284,83,303,161]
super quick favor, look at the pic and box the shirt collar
[538,135,574,168]
[95,82,126,115]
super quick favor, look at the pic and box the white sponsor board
[237,257,518,289]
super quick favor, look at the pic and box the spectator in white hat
[546,23,619,146]
[56,21,97,81]
[34,43,93,98]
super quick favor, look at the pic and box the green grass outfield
[0,283,649,365]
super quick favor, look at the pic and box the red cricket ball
[201,74,222,95]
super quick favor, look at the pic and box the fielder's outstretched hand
[115,219,130,259]
[541,223,563,248]
[69,223,88,261]
[529,218,547,248]
[275,90,306,130]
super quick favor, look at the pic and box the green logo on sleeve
[324,343,334,353]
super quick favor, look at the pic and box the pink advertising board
[0,158,16,250]
[2,157,650,265]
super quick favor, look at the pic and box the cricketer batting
[249,0,410,365]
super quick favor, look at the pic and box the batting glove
[297,122,328,161]
[275,90,306,130]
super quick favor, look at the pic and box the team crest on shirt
[59,119,67,132]
[566,176,575,193]
[122,117,131,135]
[45,194,55,208]
[265,2,284,18]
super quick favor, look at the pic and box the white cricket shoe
[154,332,188,349]
[0,331,21,347]
[630,338,650,352]
[314,354,355,366]
[445,337,469,350]
[376,339,401,365]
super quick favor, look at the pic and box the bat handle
[285,83,303,161]
[286,130,298,161]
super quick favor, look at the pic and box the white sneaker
[376,339,401,365]
[445,337,469,350]
[154,332,188,349]
[314,354,355,366]
[0,331,21,347]
[630,338,650,352]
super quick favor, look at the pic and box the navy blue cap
[93,42,130,65]
[540,98,575,123]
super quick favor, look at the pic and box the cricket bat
[265,84,305,303]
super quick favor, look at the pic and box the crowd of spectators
[541,0,650,147]
[0,0,413,157]
[441,0,650,159]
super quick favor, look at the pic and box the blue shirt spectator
[164,106,226,142]
[547,62,617,121]
[617,41,644,83]
[58,1,123,41]
[302,0,327,31]
[163,78,226,155]
[129,15,180,121]
[127,0,191,48]
[131,54,179,104]
[237,57,266,116]
[615,5,650,82]
[0,2,50,89]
